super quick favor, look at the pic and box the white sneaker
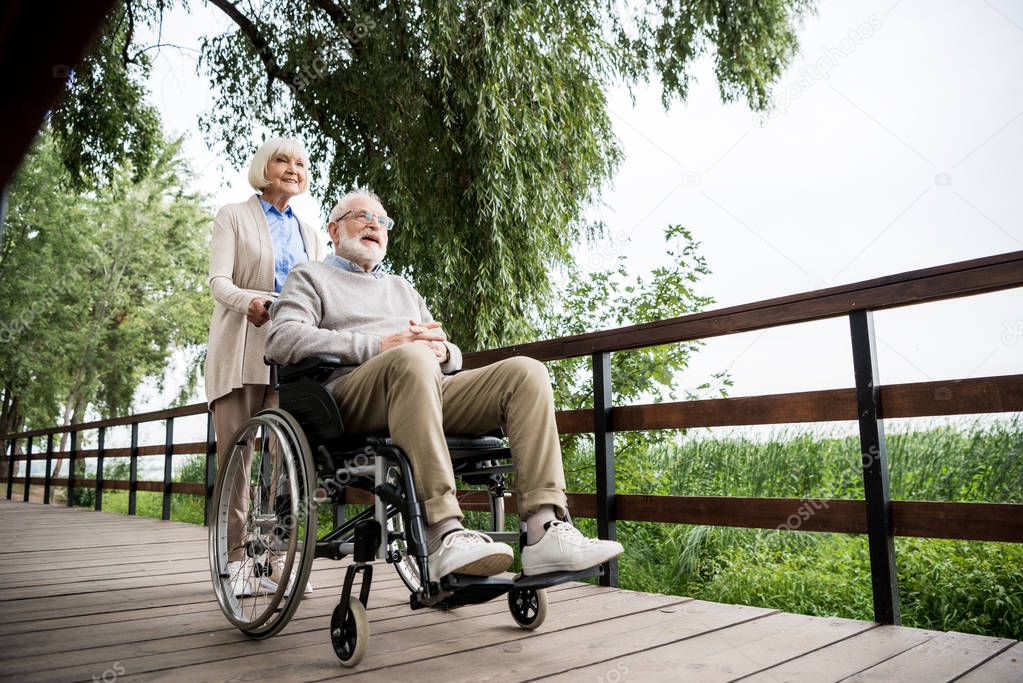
[521,521,624,576]
[428,529,514,579]
[276,558,314,595]
[226,560,256,597]
[227,560,278,597]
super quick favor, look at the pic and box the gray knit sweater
[264,259,463,377]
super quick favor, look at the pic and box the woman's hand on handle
[247,297,272,327]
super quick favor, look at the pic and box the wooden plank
[0,560,407,637]
[738,624,939,682]
[0,555,212,589]
[1,528,206,553]
[541,612,875,682]
[47,586,659,683]
[611,389,857,432]
[44,441,209,459]
[2,403,208,441]
[0,569,220,601]
[463,251,1023,366]
[0,567,227,621]
[0,561,390,605]
[4,581,594,679]
[6,493,1023,544]
[555,409,590,434]
[957,641,1023,682]
[892,501,1023,543]
[881,374,1023,418]
[552,374,1023,436]
[337,598,775,682]
[0,539,207,564]
[614,496,866,533]
[845,631,1016,682]
[21,476,206,495]
[1,576,427,673]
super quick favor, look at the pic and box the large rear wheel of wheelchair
[331,598,369,667]
[209,409,317,639]
[508,587,548,630]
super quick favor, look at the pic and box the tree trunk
[51,383,87,481]
[0,385,22,485]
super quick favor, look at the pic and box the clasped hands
[248,296,447,364]
[380,319,449,363]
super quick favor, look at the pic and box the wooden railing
[3,249,1022,626]
[1,403,215,522]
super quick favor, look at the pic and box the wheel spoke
[209,410,316,638]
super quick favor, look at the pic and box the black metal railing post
[44,433,53,504]
[95,427,106,511]
[162,418,174,520]
[22,436,32,502]
[67,430,77,507]
[849,309,900,625]
[6,438,15,499]
[592,351,619,587]
[204,413,216,526]
[129,422,139,516]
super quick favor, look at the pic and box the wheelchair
[208,354,602,666]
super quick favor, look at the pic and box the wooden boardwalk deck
[0,499,1019,682]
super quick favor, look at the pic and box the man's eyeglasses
[337,209,395,231]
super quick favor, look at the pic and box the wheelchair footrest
[432,574,513,609]
[511,564,604,589]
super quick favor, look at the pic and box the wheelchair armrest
[277,354,344,384]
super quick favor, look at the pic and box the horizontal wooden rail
[555,373,1023,433]
[464,250,1023,367]
[6,372,1020,463]
[3,403,208,442]
[22,476,206,496]
[341,489,1023,543]
[22,478,1022,544]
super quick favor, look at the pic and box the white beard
[338,233,386,269]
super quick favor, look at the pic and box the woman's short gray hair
[328,187,383,222]
[247,137,309,192]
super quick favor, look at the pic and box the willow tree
[0,132,211,468]
[56,0,814,350]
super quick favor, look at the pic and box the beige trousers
[211,384,277,562]
[331,344,568,525]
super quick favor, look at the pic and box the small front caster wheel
[331,598,369,666]
[508,587,548,630]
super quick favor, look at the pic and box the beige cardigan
[204,194,326,405]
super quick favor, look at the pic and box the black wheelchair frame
[208,353,601,667]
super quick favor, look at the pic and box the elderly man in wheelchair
[207,187,623,666]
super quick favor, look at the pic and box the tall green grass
[597,417,1023,640]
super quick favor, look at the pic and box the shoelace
[441,529,493,551]
[548,521,600,552]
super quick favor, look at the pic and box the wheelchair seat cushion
[441,435,506,450]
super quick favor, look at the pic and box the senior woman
[206,137,325,596]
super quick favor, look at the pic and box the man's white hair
[328,187,383,222]
[247,137,309,192]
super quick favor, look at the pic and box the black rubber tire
[331,598,369,666]
[208,409,316,639]
[508,587,548,630]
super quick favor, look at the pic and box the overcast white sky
[122,0,1022,452]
